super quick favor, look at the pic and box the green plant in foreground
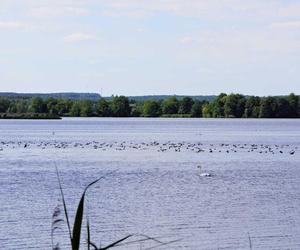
[53,167,179,250]
[54,168,132,250]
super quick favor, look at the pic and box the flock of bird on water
[0,139,296,155]
[0,139,297,177]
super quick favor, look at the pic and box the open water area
[0,118,300,249]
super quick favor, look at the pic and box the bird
[197,165,211,177]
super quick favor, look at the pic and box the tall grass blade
[55,166,72,242]
[137,234,164,244]
[51,204,63,250]
[55,169,119,250]
[100,234,133,250]
[72,195,85,250]
[72,176,105,250]
[53,243,61,250]
[143,239,181,250]
[248,232,253,250]
[114,234,170,248]
[89,242,98,250]
[87,217,91,250]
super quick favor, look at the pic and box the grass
[52,167,256,249]
[248,232,253,250]
[52,167,178,250]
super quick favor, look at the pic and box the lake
[0,118,300,249]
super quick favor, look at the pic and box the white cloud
[271,21,300,29]
[108,67,127,73]
[88,59,100,65]
[0,0,90,18]
[29,6,88,18]
[63,33,99,43]
[101,0,275,19]
[279,4,300,18]
[195,67,215,75]
[1,0,300,22]
[136,27,145,33]
[180,36,193,44]
[0,21,35,31]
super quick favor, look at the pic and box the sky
[0,0,299,96]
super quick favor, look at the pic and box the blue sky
[0,0,299,96]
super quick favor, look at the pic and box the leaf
[56,166,72,242]
[89,241,98,250]
[55,168,118,250]
[52,219,64,226]
[100,235,133,250]
[248,232,253,250]
[143,239,181,250]
[72,176,105,250]
[71,195,84,250]
[87,217,91,250]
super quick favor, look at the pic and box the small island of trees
[0,93,299,119]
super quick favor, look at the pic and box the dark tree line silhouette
[0,93,299,118]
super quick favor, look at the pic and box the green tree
[111,96,131,117]
[178,97,194,114]
[56,99,72,116]
[30,97,47,113]
[298,98,300,118]
[0,97,10,113]
[211,93,227,117]
[259,97,277,118]
[244,96,260,118]
[14,99,29,113]
[276,97,291,118]
[80,100,94,117]
[143,100,161,117]
[130,102,143,117]
[287,93,299,118]
[191,100,203,117]
[224,94,246,118]
[202,103,213,118]
[70,101,81,117]
[7,100,17,113]
[46,98,58,115]
[161,97,179,115]
[96,99,111,117]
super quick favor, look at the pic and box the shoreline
[0,113,61,120]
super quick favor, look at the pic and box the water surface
[0,118,300,249]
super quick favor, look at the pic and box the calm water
[0,118,300,250]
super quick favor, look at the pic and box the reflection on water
[0,118,300,249]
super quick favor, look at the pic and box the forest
[0,93,299,119]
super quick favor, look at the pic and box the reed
[248,232,253,250]
[53,167,178,250]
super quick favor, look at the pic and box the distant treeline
[124,95,216,102]
[0,92,216,102]
[0,92,101,100]
[0,93,299,118]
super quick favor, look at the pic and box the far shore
[0,113,61,120]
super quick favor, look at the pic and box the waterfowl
[197,165,211,177]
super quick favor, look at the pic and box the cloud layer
[0,0,299,95]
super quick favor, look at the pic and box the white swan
[197,165,211,177]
